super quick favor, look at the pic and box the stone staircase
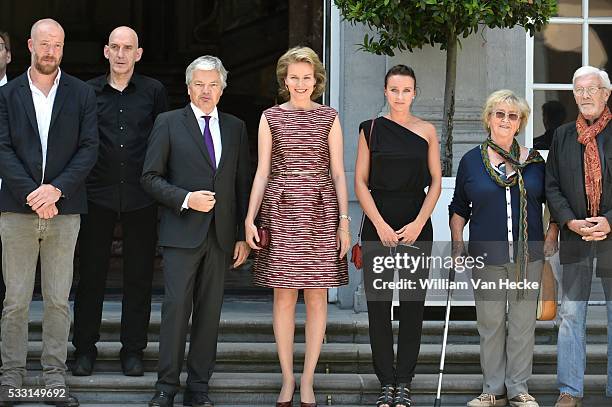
[8,299,612,406]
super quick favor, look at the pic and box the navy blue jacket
[449,146,545,264]
[0,71,99,214]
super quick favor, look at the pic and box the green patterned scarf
[481,137,544,297]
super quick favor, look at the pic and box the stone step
[20,342,608,375]
[19,301,610,344]
[15,372,610,406]
[19,318,607,345]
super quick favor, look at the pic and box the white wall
[334,17,528,310]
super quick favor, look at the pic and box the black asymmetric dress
[359,116,433,386]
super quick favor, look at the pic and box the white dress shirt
[491,155,520,263]
[182,104,223,209]
[27,67,61,181]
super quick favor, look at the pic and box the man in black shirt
[72,26,168,377]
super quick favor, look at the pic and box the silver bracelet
[339,214,351,222]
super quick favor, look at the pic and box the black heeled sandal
[376,384,395,407]
[394,383,412,407]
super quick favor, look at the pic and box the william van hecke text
[372,278,539,291]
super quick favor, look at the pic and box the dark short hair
[384,64,417,91]
[542,100,567,128]
[0,30,10,52]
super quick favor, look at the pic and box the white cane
[434,266,455,407]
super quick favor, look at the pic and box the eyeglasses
[493,110,520,121]
[0,43,6,51]
[574,87,604,97]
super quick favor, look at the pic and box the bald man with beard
[0,18,98,407]
[71,26,167,378]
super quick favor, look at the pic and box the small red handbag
[350,118,375,270]
[351,242,363,269]
[257,226,270,249]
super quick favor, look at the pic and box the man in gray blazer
[141,56,251,407]
[546,66,612,407]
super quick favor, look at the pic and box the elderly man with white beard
[546,66,612,407]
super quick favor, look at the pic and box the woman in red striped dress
[245,46,350,407]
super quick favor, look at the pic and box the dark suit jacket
[141,105,251,252]
[546,120,612,271]
[0,71,99,214]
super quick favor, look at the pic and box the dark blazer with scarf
[141,105,251,252]
[0,71,99,214]
[546,120,612,272]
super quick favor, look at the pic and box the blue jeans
[557,257,612,397]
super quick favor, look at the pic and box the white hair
[185,56,228,89]
[572,66,611,90]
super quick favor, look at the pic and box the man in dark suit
[142,56,251,407]
[0,30,10,86]
[546,66,612,407]
[0,19,98,407]
[0,29,11,334]
[71,26,168,378]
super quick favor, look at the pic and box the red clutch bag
[257,226,270,249]
[351,243,363,269]
[350,118,374,270]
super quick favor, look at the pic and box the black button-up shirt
[86,73,168,211]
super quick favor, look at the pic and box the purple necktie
[202,115,216,170]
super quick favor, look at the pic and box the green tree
[334,0,556,176]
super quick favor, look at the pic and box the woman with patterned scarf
[449,90,559,407]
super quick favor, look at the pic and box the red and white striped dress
[253,105,349,288]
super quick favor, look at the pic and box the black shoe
[376,384,394,407]
[394,383,412,407]
[0,385,15,407]
[149,391,175,407]
[191,392,214,407]
[182,389,192,406]
[121,354,144,376]
[71,354,95,376]
[44,392,80,407]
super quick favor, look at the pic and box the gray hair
[572,66,611,90]
[185,56,228,89]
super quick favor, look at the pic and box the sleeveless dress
[360,117,433,243]
[253,105,349,288]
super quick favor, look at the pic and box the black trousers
[72,201,158,359]
[366,298,426,385]
[155,222,230,395]
[0,230,5,317]
[363,242,429,386]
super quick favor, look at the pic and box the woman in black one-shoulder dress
[355,65,442,407]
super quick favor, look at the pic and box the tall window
[526,0,612,150]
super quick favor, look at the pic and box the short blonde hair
[276,46,326,101]
[481,89,530,134]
